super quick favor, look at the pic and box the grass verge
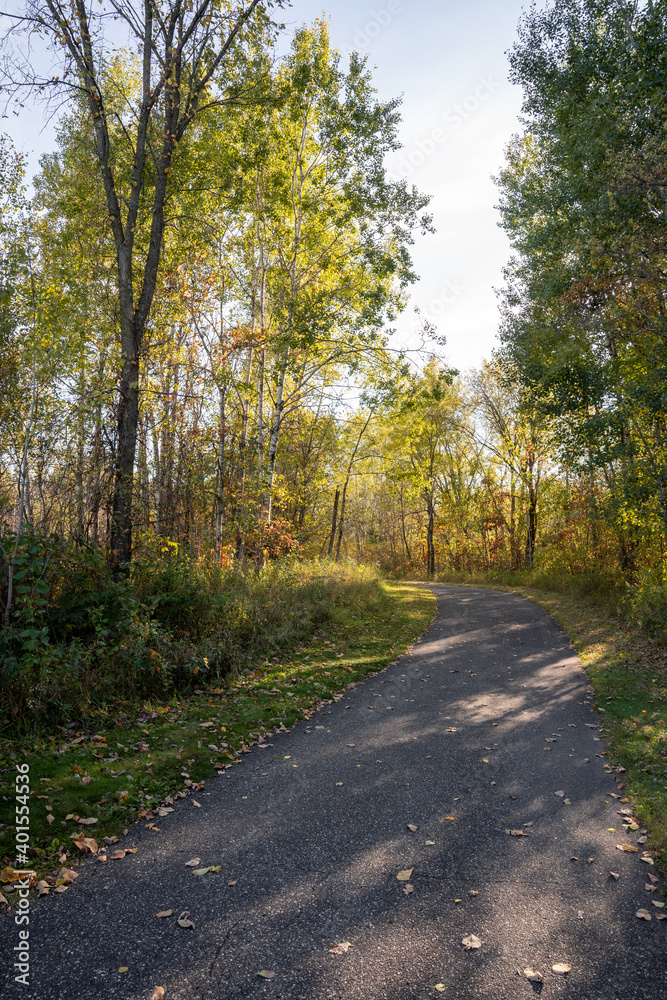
[435,573,667,872]
[0,580,434,898]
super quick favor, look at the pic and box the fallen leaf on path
[257,970,275,979]
[425,840,435,846]
[563,798,572,805]
[192,800,201,808]
[177,912,195,929]
[648,873,659,883]
[636,909,651,920]
[110,849,127,860]
[609,871,620,880]
[444,816,455,821]
[406,824,418,832]
[71,833,98,854]
[555,790,565,797]
[150,989,165,1000]
[445,727,457,733]
[209,865,221,874]
[652,900,665,908]
[434,986,446,993]
[461,934,481,950]
[403,884,414,895]
[227,880,237,886]
[469,890,478,896]
[640,856,655,865]
[657,914,667,921]
[335,782,343,786]
[522,968,543,982]
[118,966,128,974]
[396,868,414,881]
[185,858,201,867]
[78,817,98,825]
[645,883,657,891]
[56,867,78,883]
[638,836,648,844]
[481,758,489,763]
[156,910,174,918]
[329,942,352,954]
[587,857,595,864]
[616,843,639,853]
[552,962,572,974]
[505,829,526,837]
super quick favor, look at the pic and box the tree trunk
[425,489,435,578]
[327,488,340,557]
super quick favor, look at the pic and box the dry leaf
[636,909,652,920]
[329,942,352,954]
[56,867,78,883]
[118,966,129,974]
[616,843,639,853]
[177,912,195,929]
[335,782,343,786]
[461,934,481,950]
[652,900,665,908]
[110,849,127,860]
[481,758,489,763]
[425,840,435,846]
[396,868,414,881]
[257,970,275,979]
[505,829,526,837]
[406,824,418,832]
[156,909,175,918]
[192,800,201,808]
[193,868,210,876]
[609,871,620,880]
[657,914,667,921]
[434,986,446,993]
[552,962,572,974]
[648,873,659,883]
[150,989,165,1000]
[640,856,655,865]
[563,799,572,805]
[554,790,565,797]
[78,817,98,825]
[403,883,414,895]
[185,858,201,867]
[227,880,237,886]
[469,890,479,896]
[523,968,543,982]
[444,816,456,821]
[70,832,98,854]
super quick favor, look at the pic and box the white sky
[3,0,529,373]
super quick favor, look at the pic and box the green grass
[0,581,434,893]
[434,572,667,872]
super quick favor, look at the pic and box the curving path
[2,585,667,999]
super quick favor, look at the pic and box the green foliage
[0,535,390,726]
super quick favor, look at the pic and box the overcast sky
[3,0,530,373]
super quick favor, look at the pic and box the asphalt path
[2,584,667,999]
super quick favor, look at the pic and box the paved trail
[3,585,667,999]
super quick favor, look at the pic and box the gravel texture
[1,584,666,999]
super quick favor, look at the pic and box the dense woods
[4,0,667,723]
